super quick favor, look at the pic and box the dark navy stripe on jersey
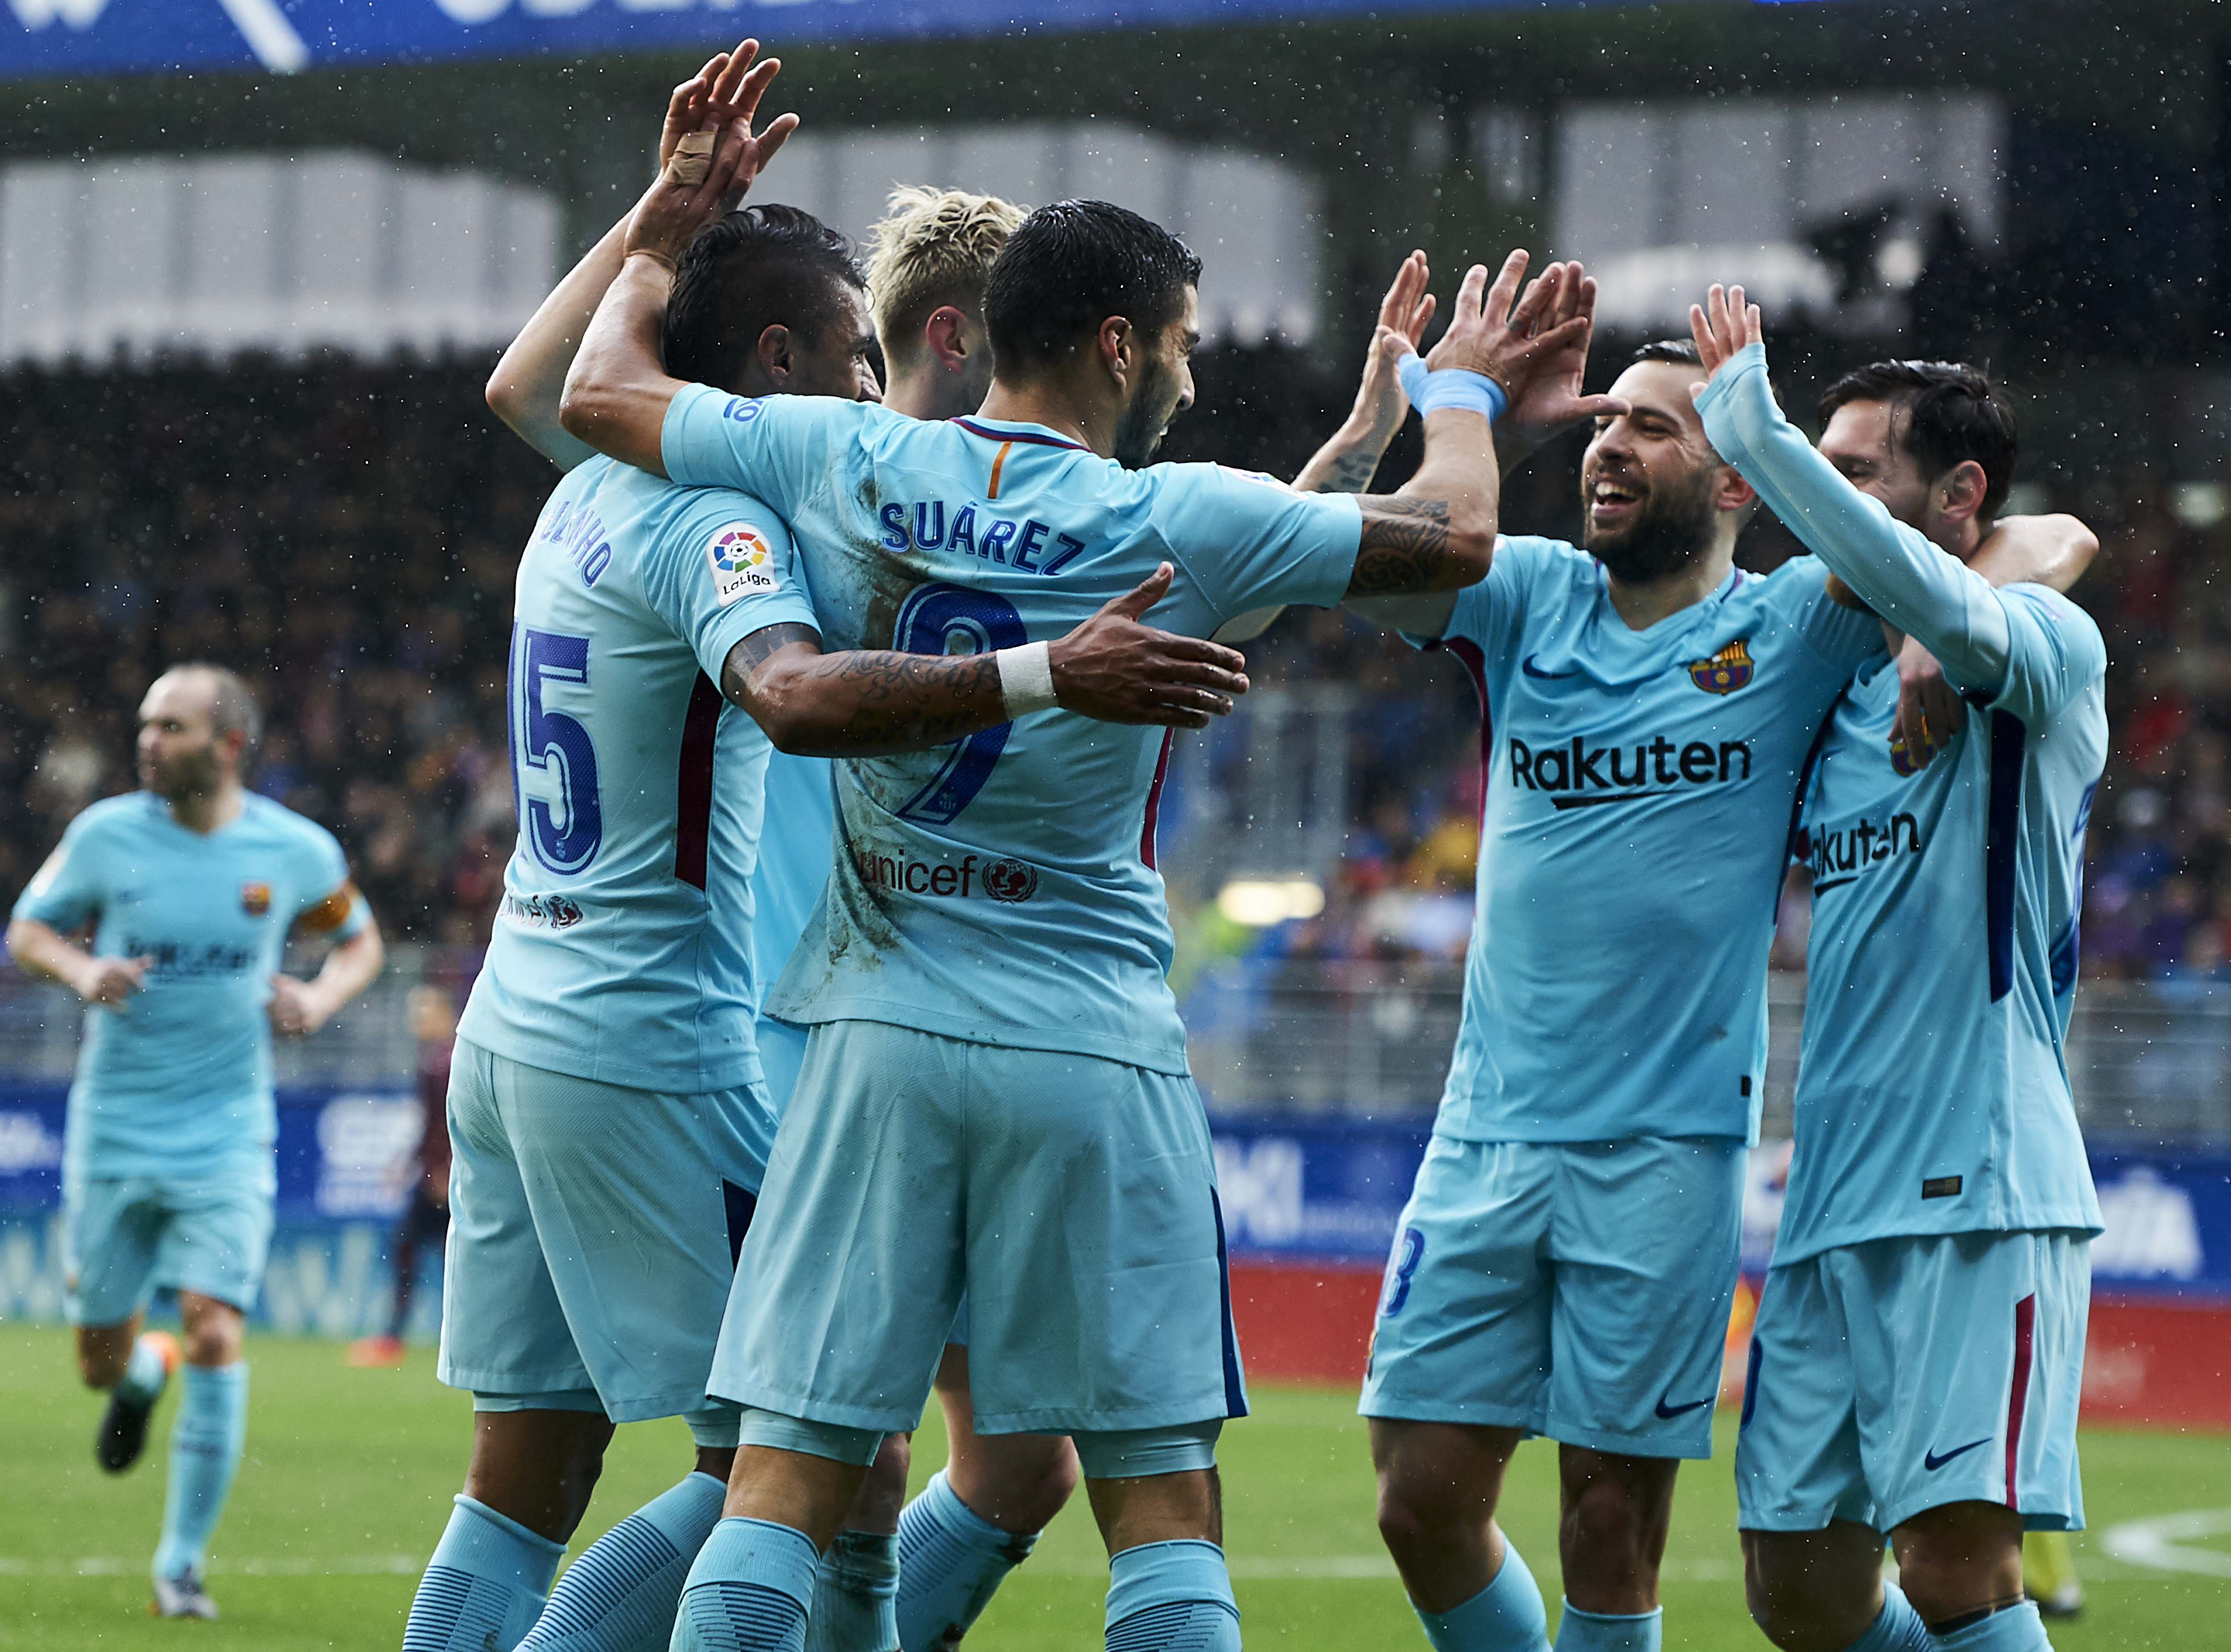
[1986,709,2025,1002]
[1211,1189,1249,1419]
[950,418,1091,454]
[1140,729,1174,871]
[674,671,724,891]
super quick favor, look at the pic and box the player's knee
[182,1320,240,1368]
[1562,1476,1657,1576]
[1374,1463,1463,1556]
[1892,1504,2022,1627]
[1742,1545,1826,1652]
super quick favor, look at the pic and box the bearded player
[8,664,384,1621]
[1695,290,2104,1652]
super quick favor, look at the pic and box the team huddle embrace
[13,36,2106,1652]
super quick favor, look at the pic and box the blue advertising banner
[5,0,1568,82]
[3,1093,2223,1330]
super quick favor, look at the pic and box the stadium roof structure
[1,0,2222,358]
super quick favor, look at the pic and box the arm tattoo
[817,651,1003,746]
[1349,497,1451,595]
[1312,449,1382,494]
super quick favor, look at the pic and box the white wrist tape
[663,130,716,187]
[995,641,1057,718]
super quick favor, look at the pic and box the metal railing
[4,952,2228,1145]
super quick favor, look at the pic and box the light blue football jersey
[1425,538,1882,1145]
[751,749,834,1009]
[456,454,819,1094]
[661,387,1364,1072]
[13,791,364,1177]
[1696,344,2108,1261]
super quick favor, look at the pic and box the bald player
[8,664,384,1620]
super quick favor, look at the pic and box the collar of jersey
[1589,561,1744,635]
[951,416,1092,454]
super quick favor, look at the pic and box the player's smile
[1586,473,1643,527]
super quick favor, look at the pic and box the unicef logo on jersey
[983,858,1040,903]
[705,522,779,608]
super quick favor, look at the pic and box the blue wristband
[1397,354,1508,423]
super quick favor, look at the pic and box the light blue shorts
[708,1019,1247,1439]
[64,1161,276,1325]
[1360,1133,1745,1459]
[438,1037,774,1438]
[1737,1230,2090,1536]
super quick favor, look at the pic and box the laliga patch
[1688,638,1754,695]
[705,522,778,607]
[240,881,273,917]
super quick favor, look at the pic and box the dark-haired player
[402,46,1255,1652]
[1342,320,2097,1652]
[559,107,1589,1641]
[1696,294,2104,1652]
[8,664,383,1621]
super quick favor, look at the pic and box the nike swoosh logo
[1521,654,1577,679]
[1924,1437,1991,1471]
[1655,1394,1713,1419]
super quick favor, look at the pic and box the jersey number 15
[509,624,604,874]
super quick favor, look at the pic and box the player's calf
[1742,1525,1925,1652]
[1890,1502,2030,1636]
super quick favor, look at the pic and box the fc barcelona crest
[1688,639,1754,695]
[240,881,272,916]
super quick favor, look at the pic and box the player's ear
[1099,316,1132,389]
[756,323,793,385]
[1713,463,1757,514]
[923,306,970,377]
[1938,459,1988,525]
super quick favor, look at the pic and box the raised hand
[657,52,729,178]
[625,38,799,267]
[1049,563,1252,729]
[1502,259,1628,450]
[1423,251,1594,414]
[1352,251,1437,443]
[1688,282,1765,384]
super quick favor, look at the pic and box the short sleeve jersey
[13,792,363,1177]
[456,455,818,1095]
[662,387,1364,1072]
[1429,538,1882,1144]
[1783,598,2107,1262]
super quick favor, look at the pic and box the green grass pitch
[1,1324,2226,1648]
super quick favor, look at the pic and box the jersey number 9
[892,584,1029,825]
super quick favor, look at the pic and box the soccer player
[407,48,1254,1652]
[6,663,385,1620]
[1692,292,2106,1652]
[857,188,1431,1652]
[559,95,1588,1642]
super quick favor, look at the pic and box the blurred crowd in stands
[1,347,2222,987]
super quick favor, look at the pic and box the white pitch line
[2102,1509,2231,1578]
[0,1554,423,1578]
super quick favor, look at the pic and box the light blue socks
[804,1530,900,1652]
[116,1334,169,1407]
[1554,1600,1661,1652]
[1850,1582,1932,1652]
[151,1361,248,1582]
[671,1516,820,1652]
[894,1470,1037,1651]
[403,1494,567,1652]
[1930,1601,2052,1650]
[1104,1538,1240,1652]
[1415,1536,1551,1651]
[515,1471,727,1651]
